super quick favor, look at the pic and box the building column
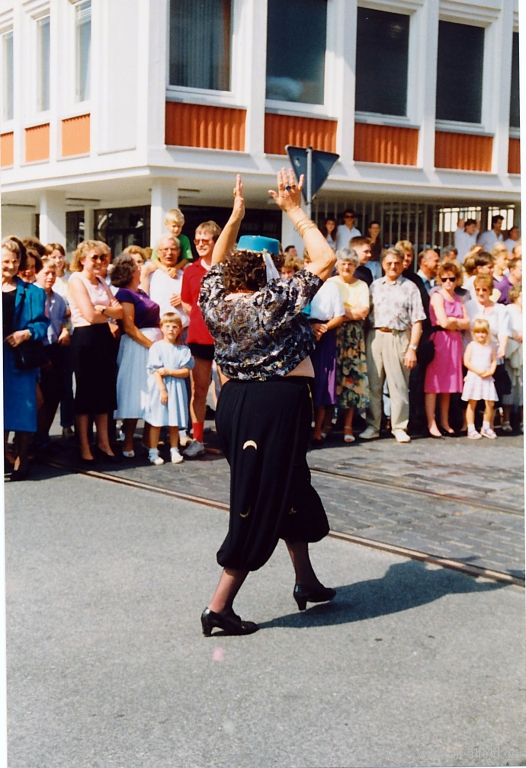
[150,178,178,247]
[84,208,95,240]
[39,191,66,245]
[281,207,311,256]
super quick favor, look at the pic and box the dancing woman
[199,170,337,636]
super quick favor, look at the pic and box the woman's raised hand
[232,174,245,221]
[268,168,304,213]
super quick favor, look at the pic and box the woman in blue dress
[2,237,49,480]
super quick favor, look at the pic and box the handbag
[493,363,512,396]
[11,283,49,371]
[416,326,442,367]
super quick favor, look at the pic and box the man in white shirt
[454,218,480,262]
[335,210,361,251]
[504,226,520,253]
[477,215,504,251]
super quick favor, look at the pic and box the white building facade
[0,0,521,256]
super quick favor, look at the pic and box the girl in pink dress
[462,318,498,439]
[424,261,471,437]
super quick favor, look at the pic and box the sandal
[343,427,355,444]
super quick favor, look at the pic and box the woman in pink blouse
[68,241,123,463]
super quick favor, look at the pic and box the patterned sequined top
[199,264,322,380]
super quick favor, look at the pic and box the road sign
[285,145,340,205]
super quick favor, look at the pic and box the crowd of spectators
[2,209,522,479]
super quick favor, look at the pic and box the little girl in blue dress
[145,313,194,464]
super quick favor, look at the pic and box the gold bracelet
[295,217,311,230]
[297,221,318,238]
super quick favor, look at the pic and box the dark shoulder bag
[11,284,49,371]
[416,326,442,368]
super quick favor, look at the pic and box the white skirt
[114,327,162,420]
[461,370,498,402]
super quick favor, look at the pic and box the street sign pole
[305,146,313,220]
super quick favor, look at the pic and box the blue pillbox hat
[237,235,280,255]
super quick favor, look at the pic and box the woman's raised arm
[268,168,336,282]
[212,175,245,265]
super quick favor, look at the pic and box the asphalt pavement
[5,469,526,768]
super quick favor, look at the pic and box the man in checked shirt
[359,246,426,444]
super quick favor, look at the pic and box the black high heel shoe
[201,608,258,637]
[293,584,336,611]
[95,446,122,463]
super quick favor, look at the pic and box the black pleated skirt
[71,324,118,415]
[215,376,330,572]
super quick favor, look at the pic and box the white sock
[170,447,180,456]
[483,421,491,430]
[467,424,477,433]
[149,448,159,459]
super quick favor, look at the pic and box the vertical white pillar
[39,191,66,245]
[241,0,267,157]
[330,0,357,174]
[150,178,178,247]
[489,4,513,177]
[84,208,95,240]
[417,2,439,173]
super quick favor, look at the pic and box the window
[436,21,484,124]
[266,0,327,104]
[2,30,14,121]
[37,15,50,111]
[355,8,410,117]
[76,1,91,102]
[169,0,232,91]
[510,32,520,129]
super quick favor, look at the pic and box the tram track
[309,467,523,517]
[45,456,525,589]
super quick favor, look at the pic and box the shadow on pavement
[258,559,508,631]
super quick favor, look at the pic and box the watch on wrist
[409,344,418,351]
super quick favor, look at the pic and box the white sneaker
[480,426,497,440]
[170,448,184,464]
[148,449,164,465]
[183,439,205,458]
[359,426,380,440]
[392,429,411,443]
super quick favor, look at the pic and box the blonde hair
[472,318,490,343]
[473,274,493,291]
[282,254,302,272]
[395,240,414,258]
[122,245,147,263]
[70,240,103,272]
[39,257,57,272]
[160,312,182,327]
[165,208,185,226]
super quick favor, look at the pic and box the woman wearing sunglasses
[424,261,470,437]
[68,241,123,462]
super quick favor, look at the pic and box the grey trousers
[366,329,410,432]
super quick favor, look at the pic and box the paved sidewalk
[5,473,526,768]
[37,428,525,581]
